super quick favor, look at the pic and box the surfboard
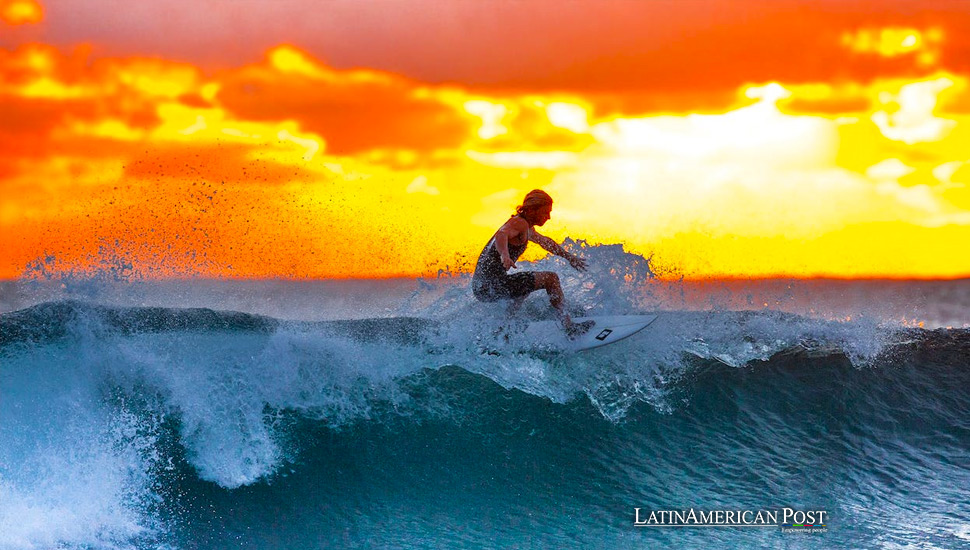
[522,314,659,352]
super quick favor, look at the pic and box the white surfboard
[522,314,658,352]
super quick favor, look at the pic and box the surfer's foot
[565,319,595,339]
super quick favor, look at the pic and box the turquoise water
[2,253,969,549]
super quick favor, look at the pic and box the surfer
[472,189,594,337]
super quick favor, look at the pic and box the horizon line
[3,274,970,283]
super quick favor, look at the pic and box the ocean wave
[2,300,968,549]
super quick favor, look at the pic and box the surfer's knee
[534,272,565,310]
[534,271,561,291]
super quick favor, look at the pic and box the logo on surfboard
[595,329,613,341]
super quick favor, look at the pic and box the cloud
[18,1,970,104]
[214,46,475,155]
[842,27,944,66]
[870,77,957,144]
[0,44,186,159]
[866,158,915,181]
[457,95,597,154]
[406,175,439,195]
[0,0,42,25]
[0,96,65,155]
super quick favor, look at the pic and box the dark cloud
[0,97,65,155]
[781,96,873,115]
[215,58,475,154]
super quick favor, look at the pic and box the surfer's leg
[504,272,536,319]
[533,272,571,326]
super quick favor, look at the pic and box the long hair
[515,189,553,216]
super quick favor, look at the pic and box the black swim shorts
[472,272,537,302]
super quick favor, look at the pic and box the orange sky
[3,0,970,279]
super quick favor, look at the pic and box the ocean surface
[1,247,969,549]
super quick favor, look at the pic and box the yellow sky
[3,4,970,279]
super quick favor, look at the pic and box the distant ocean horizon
[4,274,970,328]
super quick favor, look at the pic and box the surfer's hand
[568,255,587,272]
[503,257,517,270]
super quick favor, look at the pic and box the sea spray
[2,243,966,550]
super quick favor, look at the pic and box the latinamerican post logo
[634,508,828,533]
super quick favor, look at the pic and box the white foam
[0,395,160,550]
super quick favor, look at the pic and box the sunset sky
[3,0,970,279]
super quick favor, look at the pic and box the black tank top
[473,216,529,281]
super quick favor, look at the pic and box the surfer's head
[516,189,553,226]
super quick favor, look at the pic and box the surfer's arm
[530,232,587,271]
[494,217,528,270]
